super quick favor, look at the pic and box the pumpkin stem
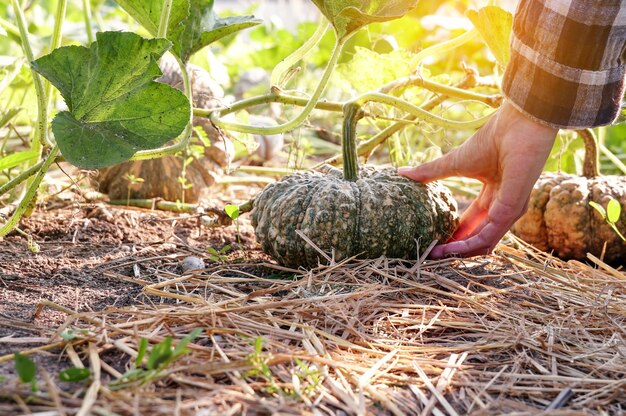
[313,68,480,169]
[577,129,600,178]
[342,103,364,181]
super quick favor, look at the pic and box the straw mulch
[1,239,625,415]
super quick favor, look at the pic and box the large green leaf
[466,6,512,68]
[115,0,261,62]
[32,31,190,169]
[113,0,189,36]
[310,0,419,41]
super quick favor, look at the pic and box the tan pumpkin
[96,55,233,203]
[512,130,626,262]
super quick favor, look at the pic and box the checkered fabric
[502,0,626,129]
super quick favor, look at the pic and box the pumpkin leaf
[14,352,37,384]
[310,0,419,41]
[589,201,607,219]
[225,204,240,220]
[0,150,37,171]
[172,328,202,357]
[135,337,149,367]
[31,31,190,169]
[115,0,261,62]
[147,336,173,370]
[607,198,622,224]
[466,6,512,68]
[113,0,189,38]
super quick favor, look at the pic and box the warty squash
[251,104,459,268]
[512,130,626,262]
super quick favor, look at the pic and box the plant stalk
[577,129,600,178]
[109,199,197,213]
[353,92,492,131]
[0,16,20,41]
[0,146,60,237]
[378,74,501,108]
[0,159,47,197]
[194,93,344,119]
[210,35,348,136]
[158,0,174,38]
[599,143,626,176]
[45,0,68,109]
[342,103,363,181]
[414,28,479,67]
[11,0,50,151]
[316,70,482,168]
[82,0,94,44]
[271,19,328,89]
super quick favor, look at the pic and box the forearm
[502,0,626,129]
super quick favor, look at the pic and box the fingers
[398,152,459,183]
[430,222,506,259]
[449,186,493,241]
[431,193,531,259]
[450,208,488,241]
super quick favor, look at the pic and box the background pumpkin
[96,57,285,203]
[251,104,459,268]
[511,130,626,262]
[96,55,232,203]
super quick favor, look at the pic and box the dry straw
[1,237,626,415]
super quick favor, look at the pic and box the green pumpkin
[251,104,459,268]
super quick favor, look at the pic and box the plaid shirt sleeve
[502,0,626,129]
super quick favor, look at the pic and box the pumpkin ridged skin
[96,155,220,202]
[512,172,626,262]
[251,165,458,268]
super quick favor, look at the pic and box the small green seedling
[60,328,89,341]
[243,336,282,394]
[124,173,144,206]
[147,336,174,370]
[13,227,39,254]
[225,204,240,221]
[109,328,202,390]
[292,358,323,398]
[225,204,241,245]
[589,198,625,241]
[177,156,195,204]
[207,245,231,262]
[59,367,91,382]
[135,337,149,368]
[14,352,37,392]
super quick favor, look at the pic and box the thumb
[398,153,458,183]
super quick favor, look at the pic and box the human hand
[398,100,559,258]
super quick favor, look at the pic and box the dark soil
[0,202,264,379]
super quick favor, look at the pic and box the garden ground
[1,190,626,415]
